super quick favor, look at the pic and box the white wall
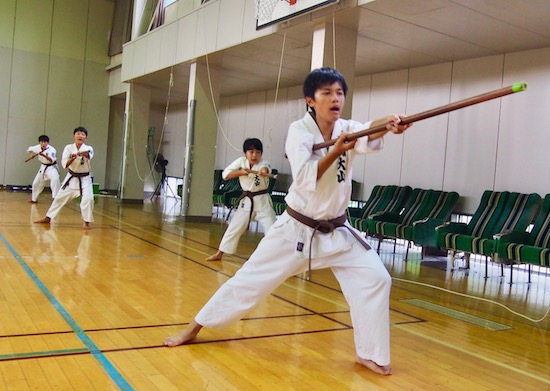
[213,47,550,214]
[0,0,114,188]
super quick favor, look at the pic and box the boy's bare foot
[205,251,223,261]
[356,356,392,375]
[34,217,51,224]
[164,321,202,347]
[83,222,91,230]
[28,200,37,204]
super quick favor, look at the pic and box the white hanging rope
[204,54,241,153]
[392,276,550,323]
[265,31,287,160]
[128,66,173,182]
[204,30,288,157]
[332,13,336,69]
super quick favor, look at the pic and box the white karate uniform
[27,144,60,202]
[46,143,94,223]
[196,113,392,366]
[218,157,276,254]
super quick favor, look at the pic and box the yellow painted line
[395,324,550,385]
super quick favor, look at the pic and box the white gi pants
[219,199,276,254]
[32,165,61,202]
[196,219,392,366]
[46,178,94,223]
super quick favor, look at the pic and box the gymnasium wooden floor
[0,190,548,390]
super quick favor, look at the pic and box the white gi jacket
[277,112,383,259]
[223,156,273,213]
[27,144,58,165]
[61,143,94,190]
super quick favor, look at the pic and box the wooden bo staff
[25,146,49,162]
[312,82,528,151]
[247,169,276,178]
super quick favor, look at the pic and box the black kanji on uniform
[337,153,346,183]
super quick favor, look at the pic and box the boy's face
[73,131,87,145]
[306,81,346,124]
[244,148,262,166]
[39,140,49,149]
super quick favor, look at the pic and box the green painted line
[0,347,89,361]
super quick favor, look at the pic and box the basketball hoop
[256,0,297,25]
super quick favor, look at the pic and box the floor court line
[0,231,134,391]
[394,323,550,384]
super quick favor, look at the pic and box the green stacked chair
[348,185,412,234]
[410,190,460,256]
[211,175,242,219]
[436,191,541,276]
[369,188,458,259]
[272,193,287,215]
[495,194,550,283]
[212,169,226,207]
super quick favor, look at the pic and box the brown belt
[239,188,269,222]
[62,170,90,196]
[41,162,58,179]
[286,206,371,270]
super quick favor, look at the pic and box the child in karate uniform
[26,135,60,203]
[205,138,276,261]
[165,68,412,376]
[35,127,95,230]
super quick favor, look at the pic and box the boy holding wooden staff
[165,68,411,375]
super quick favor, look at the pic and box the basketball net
[256,0,297,24]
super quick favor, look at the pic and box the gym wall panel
[350,74,372,200]
[215,96,231,170]
[6,116,45,185]
[0,116,7,184]
[159,22,178,70]
[194,1,220,58]
[263,88,289,174]
[364,69,409,191]
[401,63,452,191]
[13,0,53,54]
[244,91,267,140]
[175,12,197,64]
[120,40,135,82]
[445,54,504,213]
[106,97,125,190]
[131,38,148,79]
[282,86,304,174]
[217,0,245,51]
[50,0,87,60]
[162,103,188,178]
[81,60,110,185]
[0,48,12,119]
[45,56,84,137]
[86,0,114,64]
[9,50,49,121]
[109,67,127,97]
[145,30,162,74]
[224,94,248,163]
[496,47,550,196]
[0,0,16,49]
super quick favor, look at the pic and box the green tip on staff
[512,81,528,92]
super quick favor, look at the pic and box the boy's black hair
[243,138,263,153]
[38,135,49,142]
[74,126,88,136]
[303,67,348,99]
